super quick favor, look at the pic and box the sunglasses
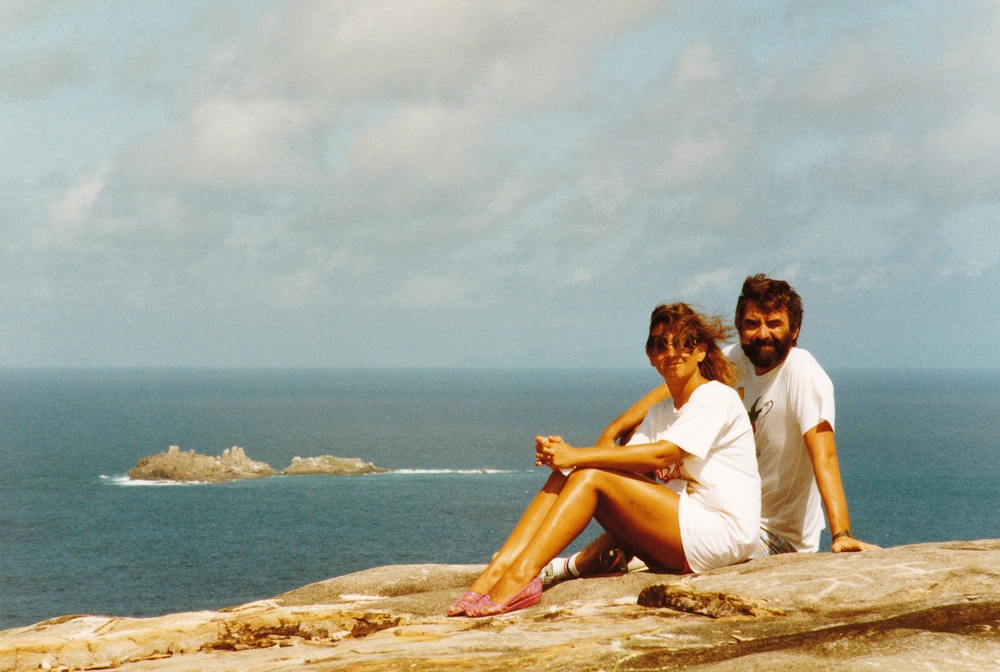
[645,334,698,357]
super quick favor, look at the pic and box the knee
[565,467,610,490]
[541,470,569,494]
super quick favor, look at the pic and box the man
[544,274,876,583]
[724,273,878,556]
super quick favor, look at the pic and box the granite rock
[3,540,999,671]
[127,445,275,482]
[127,447,391,482]
[281,455,391,476]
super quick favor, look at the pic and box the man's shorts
[748,527,798,559]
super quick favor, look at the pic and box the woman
[448,303,760,618]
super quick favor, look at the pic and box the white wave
[100,474,209,486]
[388,468,515,475]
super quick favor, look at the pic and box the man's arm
[595,384,672,448]
[803,421,880,552]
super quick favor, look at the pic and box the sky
[2,0,999,370]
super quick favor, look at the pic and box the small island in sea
[127,445,389,482]
[281,454,392,476]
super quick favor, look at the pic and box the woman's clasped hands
[534,435,577,470]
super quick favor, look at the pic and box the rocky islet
[126,445,389,482]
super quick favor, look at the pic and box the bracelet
[831,530,853,542]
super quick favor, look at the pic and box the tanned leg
[466,470,569,595]
[484,468,683,604]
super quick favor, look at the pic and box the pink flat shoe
[447,590,485,617]
[466,578,542,617]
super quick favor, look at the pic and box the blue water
[1,368,997,629]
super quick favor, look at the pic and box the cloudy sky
[2,1,999,370]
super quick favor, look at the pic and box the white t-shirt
[628,381,760,572]
[724,345,834,552]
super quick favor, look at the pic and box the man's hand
[832,535,881,553]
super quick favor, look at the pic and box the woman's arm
[595,384,673,448]
[536,435,683,473]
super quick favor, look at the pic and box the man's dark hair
[735,274,803,344]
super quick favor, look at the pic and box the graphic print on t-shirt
[656,462,684,482]
[748,396,773,434]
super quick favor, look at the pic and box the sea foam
[100,474,208,486]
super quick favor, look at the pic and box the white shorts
[677,488,756,573]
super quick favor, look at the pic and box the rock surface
[281,455,391,476]
[127,446,275,482]
[3,540,999,671]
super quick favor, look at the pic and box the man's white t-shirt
[628,380,760,572]
[723,345,834,552]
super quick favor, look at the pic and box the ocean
[1,367,997,630]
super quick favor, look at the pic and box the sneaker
[598,548,631,575]
[539,557,568,586]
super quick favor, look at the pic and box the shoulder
[646,396,677,420]
[723,343,752,376]
[692,382,753,436]
[722,342,743,363]
[692,380,744,409]
[783,348,828,375]
[781,348,834,390]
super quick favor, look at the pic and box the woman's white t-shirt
[628,380,760,572]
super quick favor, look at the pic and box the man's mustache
[749,337,779,348]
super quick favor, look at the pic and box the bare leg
[484,468,683,604]
[466,470,569,595]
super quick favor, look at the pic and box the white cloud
[346,103,487,190]
[650,136,731,190]
[674,40,725,84]
[0,0,71,33]
[921,108,1000,199]
[127,98,320,188]
[229,1,663,108]
[679,268,736,296]
[389,273,478,308]
[0,47,87,99]
[5,1,1000,368]
[33,166,109,249]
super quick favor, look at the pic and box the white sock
[566,553,582,578]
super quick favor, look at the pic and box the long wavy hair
[648,303,738,388]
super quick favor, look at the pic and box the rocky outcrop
[127,446,275,482]
[3,540,999,671]
[281,455,391,476]
[127,447,390,482]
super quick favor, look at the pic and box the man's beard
[741,333,794,370]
